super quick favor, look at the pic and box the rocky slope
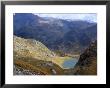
[14,35,55,61]
[13,35,97,75]
[14,35,64,75]
[73,41,97,75]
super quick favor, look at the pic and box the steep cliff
[73,41,97,75]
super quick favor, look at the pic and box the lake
[62,58,78,69]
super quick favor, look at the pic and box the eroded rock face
[73,41,97,75]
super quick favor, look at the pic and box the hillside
[14,35,56,61]
[73,41,97,75]
[14,35,65,75]
[14,13,97,54]
[13,13,97,75]
[13,36,97,75]
[14,35,77,75]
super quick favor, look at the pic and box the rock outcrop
[73,41,97,75]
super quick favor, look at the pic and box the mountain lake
[62,58,78,69]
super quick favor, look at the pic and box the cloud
[34,13,97,22]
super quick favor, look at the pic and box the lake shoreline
[52,55,79,69]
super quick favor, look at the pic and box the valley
[14,13,97,54]
[13,13,97,75]
[14,35,79,75]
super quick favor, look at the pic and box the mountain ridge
[14,13,97,54]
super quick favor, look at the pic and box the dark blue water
[63,58,78,69]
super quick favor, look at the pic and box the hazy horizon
[33,13,97,22]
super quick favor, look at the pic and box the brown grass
[14,59,48,75]
[14,57,64,75]
[74,58,97,75]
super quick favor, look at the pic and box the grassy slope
[14,57,64,75]
[14,35,72,75]
[52,56,72,68]
[14,35,55,61]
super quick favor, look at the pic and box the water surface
[63,58,78,69]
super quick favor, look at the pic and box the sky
[34,13,97,22]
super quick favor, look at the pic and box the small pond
[62,58,78,69]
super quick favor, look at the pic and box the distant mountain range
[14,13,97,54]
